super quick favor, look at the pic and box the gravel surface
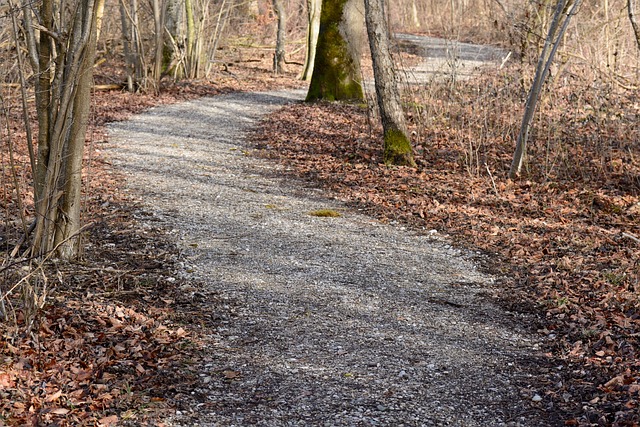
[395,33,510,82]
[106,90,554,426]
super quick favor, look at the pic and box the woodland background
[1,0,639,425]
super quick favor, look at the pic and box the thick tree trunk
[272,0,287,74]
[306,0,365,102]
[301,0,321,80]
[185,0,196,76]
[163,0,184,78]
[364,0,415,166]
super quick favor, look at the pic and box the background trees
[1,0,638,254]
[1,0,638,259]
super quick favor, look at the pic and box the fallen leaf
[45,389,63,402]
[0,373,14,388]
[223,370,240,379]
[98,415,119,426]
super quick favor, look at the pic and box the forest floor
[0,37,638,426]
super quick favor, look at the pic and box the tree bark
[306,0,365,102]
[185,0,196,76]
[34,0,53,207]
[364,0,415,166]
[272,0,287,74]
[509,0,581,179]
[29,0,104,258]
[119,0,146,90]
[301,0,321,80]
[55,0,105,258]
[152,0,164,91]
[164,0,184,78]
[628,0,640,51]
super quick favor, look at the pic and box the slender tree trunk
[152,0,164,90]
[272,0,287,74]
[208,0,231,67]
[131,0,147,88]
[55,0,105,258]
[119,0,147,89]
[411,0,421,28]
[364,0,415,166]
[509,0,581,179]
[119,0,136,91]
[306,0,365,102]
[34,0,53,207]
[8,0,36,184]
[301,0,321,80]
[628,0,640,51]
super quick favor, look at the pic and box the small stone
[532,394,543,402]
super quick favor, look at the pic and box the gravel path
[396,33,510,82]
[106,71,551,425]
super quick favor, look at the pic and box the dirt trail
[106,40,553,426]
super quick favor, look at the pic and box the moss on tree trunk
[383,127,416,167]
[306,0,364,102]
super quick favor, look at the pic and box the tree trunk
[301,0,321,80]
[272,0,287,74]
[29,0,104,258]
[119,0,146,90]
[509,0,581,179]
[306,0,365,102]
[364,0,415,166]
[411,0,421,29]
[628,0,640,51]
[34,0,53,207]
[185,0,197,77]
[151,0,164,91]
[164,0,184,78]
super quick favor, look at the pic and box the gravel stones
[107,90,550,426]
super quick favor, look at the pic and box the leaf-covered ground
[0,64,303,426]
[1,54,638,425]
[249,70,639,426]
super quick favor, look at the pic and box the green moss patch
[309,209,342,217]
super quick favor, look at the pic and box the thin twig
[485,163,499,196]
[622,232,640,244]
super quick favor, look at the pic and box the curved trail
[106,49,550,426]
